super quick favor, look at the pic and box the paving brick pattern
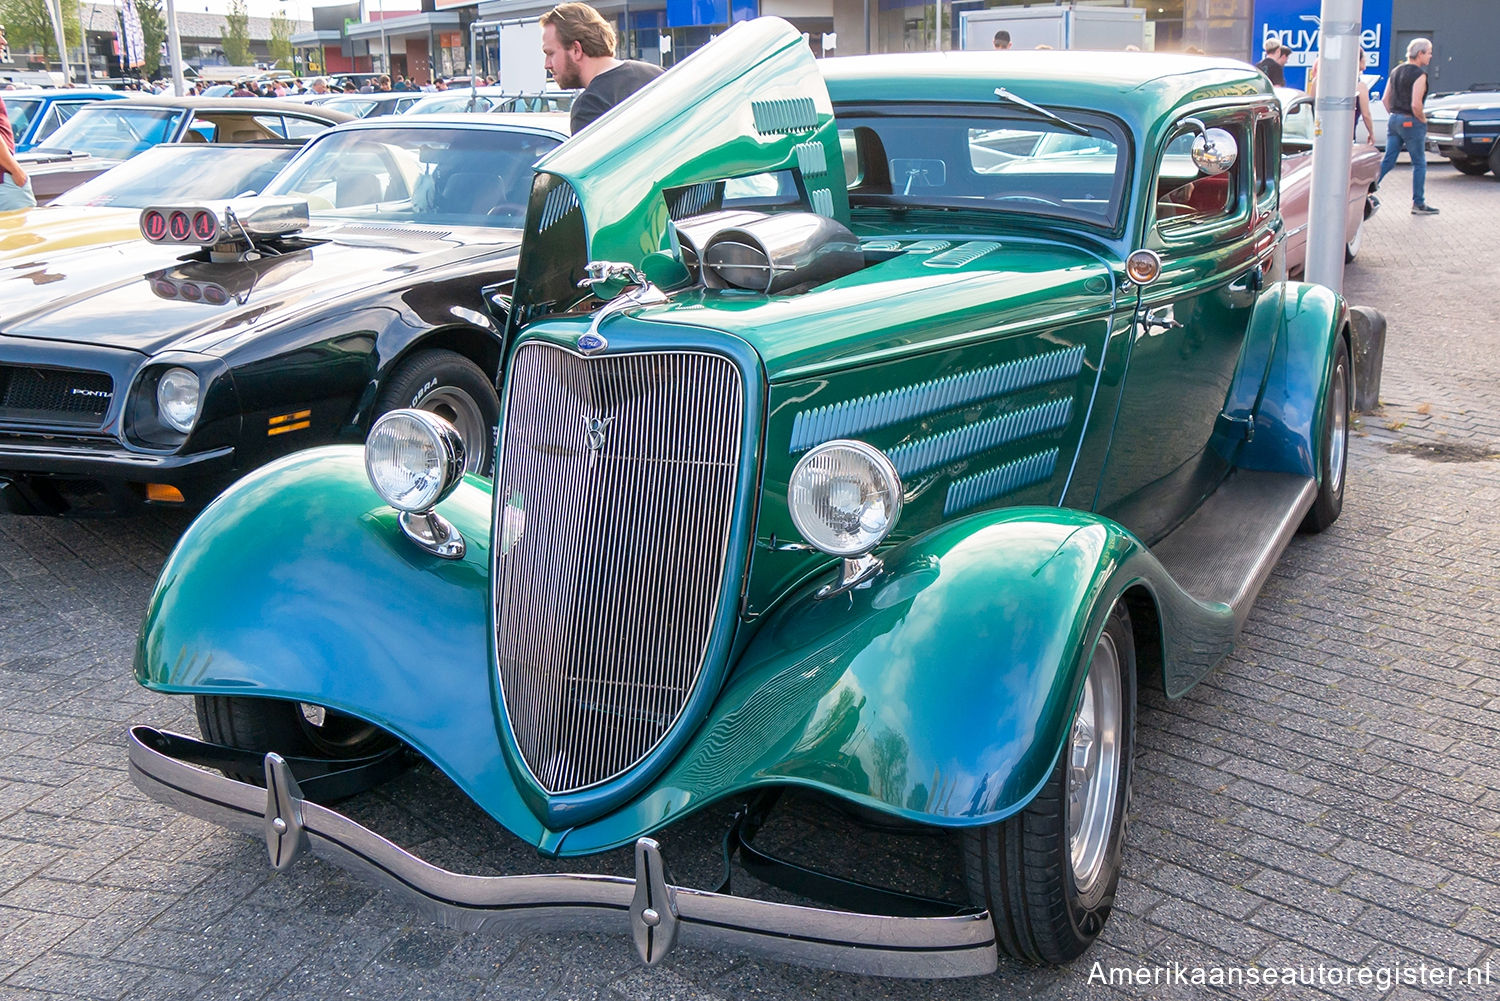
[1,164,1497,999]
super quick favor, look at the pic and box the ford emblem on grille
[577,332,607,354]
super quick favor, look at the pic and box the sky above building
[179,0,418,19]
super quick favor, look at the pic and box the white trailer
[959,4,1146,52]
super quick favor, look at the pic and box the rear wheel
[1345,211,1366,262]
[195,695,396,783]
[1300,335,1351,533]
[963,600,1136,964]
[1490,143,1500,178]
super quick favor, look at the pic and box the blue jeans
[0,173,36,212]
[1378,113,1427,206]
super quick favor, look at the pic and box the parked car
[0,143,303,263]
[1277,88,1381,274]
[16,97,350,203]
[1424,86,1500,176]
[1,89,128,152]
[0,114,568,515]
[404,87,579,116]
[126,26,1354,978]
[319,91,425,119]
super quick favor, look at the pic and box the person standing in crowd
[0,27,34,212]
[309,76,330,95]
[541,2,665,134]
[993,30,1011,50]
[1256,36,1288,86]
[1379,37,1438,215]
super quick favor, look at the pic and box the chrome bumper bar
[128,727,997,978]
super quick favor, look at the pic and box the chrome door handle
[1228,264,1265,294]
[1143,305,1183,332]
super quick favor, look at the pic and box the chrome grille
[492,343,744,794]
[0,366,113,427]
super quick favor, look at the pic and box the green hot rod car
[129,20,1353,979]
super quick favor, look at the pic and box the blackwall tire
[194,696,396,784]
[962,600,1137,964]
[1299,335,1351,534]
[1450,155,1489,176]
[376,349,499,475]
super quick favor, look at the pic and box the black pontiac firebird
[0,114,568,515]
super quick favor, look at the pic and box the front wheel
[195,695,397,784]
[1300,334,1351,533]
[963,600,1136,964]
[1450,155,1490,176]
[376,349,500,475]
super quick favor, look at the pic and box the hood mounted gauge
[140,196,312,263]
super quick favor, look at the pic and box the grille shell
[0,366,114,428]
[491,342,746,795]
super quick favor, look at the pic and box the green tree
[268,9,294,71]
[0,0,81,66]
[220,0,251,66]
[136,0,166,78]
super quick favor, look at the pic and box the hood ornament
[576,261,669,353]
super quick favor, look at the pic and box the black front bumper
[0,437,233,514]
[128,727,998,979]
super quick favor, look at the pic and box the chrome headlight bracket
[398,509,466,560]
[817,552,885,600]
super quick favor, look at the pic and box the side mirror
[1191,128,1239,175]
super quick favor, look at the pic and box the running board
[1149,470,1316,632]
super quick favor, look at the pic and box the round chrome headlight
[156,367,201,433]
[365,409,466,513]
[788,439,903,557]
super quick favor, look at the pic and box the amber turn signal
[145,484,185,504]
[1125,249,1162,285]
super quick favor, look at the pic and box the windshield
[260,125,562,228]
[41,106,186,158]
[838,108,1129,229]
[5,98,41,139]
[52,144,299,208]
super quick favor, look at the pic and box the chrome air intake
[700,212,863,294]
[491,342,745,794]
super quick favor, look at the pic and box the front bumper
[0,436,234,513]
[128,726,998,979]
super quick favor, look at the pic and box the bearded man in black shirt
[542,3,665,135]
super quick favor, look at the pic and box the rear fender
[1233,281,1348,479]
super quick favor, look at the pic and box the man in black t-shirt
[1378,37,1438,214]
[541,2,665,135]
[1255,36,1288,87]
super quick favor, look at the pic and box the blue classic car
[1424,87,1500,176]
[2,88,127,152]
[127,20,1355,979]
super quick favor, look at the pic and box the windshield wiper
[993,88,1090,137]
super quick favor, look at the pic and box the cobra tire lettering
[410,377,440,408]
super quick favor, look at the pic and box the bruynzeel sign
[1253,0,1393,95]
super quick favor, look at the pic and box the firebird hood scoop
[508,17,849,329]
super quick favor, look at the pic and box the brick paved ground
[1,163,1497,1000]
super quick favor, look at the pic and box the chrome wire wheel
[1328,349,1349,496]
[1067,630,1124,908]
[413,385,488,475]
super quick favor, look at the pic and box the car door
[1095,109,1274,545]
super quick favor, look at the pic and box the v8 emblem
[582,415,616,452]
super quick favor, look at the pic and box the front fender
[135,447,547,848]
[559,508,1237,851]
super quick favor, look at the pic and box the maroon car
[1277,88,1382,276]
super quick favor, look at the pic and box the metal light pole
[1304,0,1360,291]
[378,0,389,75]
[164,0,186,95]
[47,0,71,83]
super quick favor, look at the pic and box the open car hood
[509,17,849,328]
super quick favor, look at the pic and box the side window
[1255,115,1277,199]
[1155,120,1246,231]
[253,115,289,138]
[282,116,330,139]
